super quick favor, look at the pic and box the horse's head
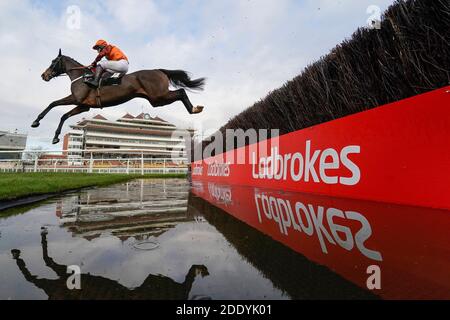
[41,49,66,82]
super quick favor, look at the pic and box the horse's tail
[159,69,206,91]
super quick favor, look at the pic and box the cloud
[104,0,168,33]
[0,0,395,149]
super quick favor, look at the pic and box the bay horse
[33,49,206,144]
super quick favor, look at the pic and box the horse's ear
[58,49,62,57]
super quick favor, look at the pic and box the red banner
[191,181,450,299]
[192,86,450,209]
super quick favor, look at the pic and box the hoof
[31,121,40,128]
[11,249,21,259]
[52,138,60,144]
[192,106,204,114]
[41,226,48,235]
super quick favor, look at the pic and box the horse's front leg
[52,105,90,144]
[31,95,77,128]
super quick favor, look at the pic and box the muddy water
[4,178,441,299]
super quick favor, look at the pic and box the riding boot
[88,66,104,88]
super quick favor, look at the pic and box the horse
[33,49,206,144]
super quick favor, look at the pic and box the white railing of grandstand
[0,149,189,175]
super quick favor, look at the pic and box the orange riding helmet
[93,39,108,50]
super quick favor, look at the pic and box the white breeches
[98,59,129,74]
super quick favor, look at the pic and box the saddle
[83,70,124,88]
[83,69,125,108]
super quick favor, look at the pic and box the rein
[49,56,89,80]
[66,66,91,84]
[68,66,90,71]
[71,75,84,84]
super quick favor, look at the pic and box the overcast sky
[0,0,394,149]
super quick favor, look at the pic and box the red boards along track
[192,86,450,209]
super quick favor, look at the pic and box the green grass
[0,172,187,201]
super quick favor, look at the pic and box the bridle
[48,56,66,79]
[47,55,90,80]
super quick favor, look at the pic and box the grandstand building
[0,130,27,160]
[63,113,194,163]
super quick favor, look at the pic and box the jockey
[87,39,129,87]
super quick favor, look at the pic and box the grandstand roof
[93,114,107,120]
[121,113,135,119]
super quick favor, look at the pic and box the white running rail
[0,149,188,175]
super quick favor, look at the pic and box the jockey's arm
[92,46,111,66]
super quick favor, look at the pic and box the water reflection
[58,179,193,241]
[11,231,209,300]
[191,181,450,300]
[0,179,287,300]
[189,192,376,300]
[4,178,446,299]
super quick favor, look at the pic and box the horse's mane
[62,55,83,66]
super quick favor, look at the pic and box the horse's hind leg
[52,105,90,144]
[32,95,76,128]
[155,89,204,114]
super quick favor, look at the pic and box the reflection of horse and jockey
[33,40,206,144]
[11,231,210,300]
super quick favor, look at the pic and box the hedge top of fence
[211,0,449,152]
